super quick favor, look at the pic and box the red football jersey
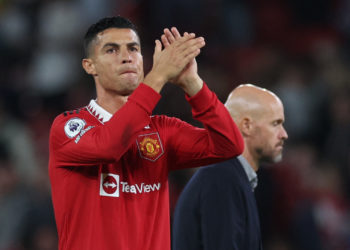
[49,83,244,250]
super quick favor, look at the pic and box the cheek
[95,59,113,73]
[137,56,144,77]
[137,56,143,69]
[258,130,275,148]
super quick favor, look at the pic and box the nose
[280,126,288,140]
[121,49,132,64]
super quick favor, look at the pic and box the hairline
[85,27,141,58]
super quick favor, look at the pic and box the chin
[129,79,141,88]
[120,82,140,96]
[273,154,283,163]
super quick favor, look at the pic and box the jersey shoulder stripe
[63,107,87,117]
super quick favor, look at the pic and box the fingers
[164,28,176,44]
[171,27,181,39]
[177,36,205,57]
[161,29,196,49]
[155,39,162,53]
[151,29,204,82]
[173,37,204,69]
[161,34,170,48]
[183,48,201,64]
[153,39,162,59]
[164,27,182,43]
[162,27,194,46]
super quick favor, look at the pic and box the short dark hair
[83,16,139,57]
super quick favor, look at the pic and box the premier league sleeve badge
[64,118,86,138]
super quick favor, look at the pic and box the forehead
[94,28,140,48]
[260,98,285,122]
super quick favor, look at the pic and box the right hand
[143,32,205,93]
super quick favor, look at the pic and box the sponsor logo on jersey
[136,132,164,161]
[100,173,119,197]
[64,118,86,138]
[99,173,161,197]
[120,181,161,194]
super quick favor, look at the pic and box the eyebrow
[102,42,140,49]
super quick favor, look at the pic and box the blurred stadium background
[0,0,350,249]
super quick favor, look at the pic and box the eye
[130,46,139,52]
[272,120,282,126]
[106,48,116,54]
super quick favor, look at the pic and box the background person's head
[82,16,144,98]
[225,84,288,170]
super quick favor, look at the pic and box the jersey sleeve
[165,83,244,170]
[49,84,161,167]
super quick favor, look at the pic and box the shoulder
[50,107,96,139]
[179,159,245,207]
[52,107,86,128]
[190,158,245,192]
[196,158,242,180]
[52,107,87,123]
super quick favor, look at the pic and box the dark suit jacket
[172,158,263,250]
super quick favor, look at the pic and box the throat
[96,95,128,114]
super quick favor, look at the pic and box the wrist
[143,71,167,93]
[181,75,203,97]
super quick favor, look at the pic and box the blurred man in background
[172,84,288,250]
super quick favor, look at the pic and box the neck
[242,147,259,172]
[94,81,131,114]
[95,92,129,114]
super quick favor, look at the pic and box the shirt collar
[87,99,112,123]
[237,155,258,191]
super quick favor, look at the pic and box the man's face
[251,100,288,164]
[87,28,144,96]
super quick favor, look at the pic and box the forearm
[187,83,244,156]
[51,84,161,165]
[167,83,244,169]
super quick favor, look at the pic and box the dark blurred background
[1,0,350,249]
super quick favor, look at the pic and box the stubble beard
[256,147,283,165]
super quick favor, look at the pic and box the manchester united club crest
[136,132,164,161]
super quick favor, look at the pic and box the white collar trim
[87,99,112,123]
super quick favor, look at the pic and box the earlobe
[82,58,96,76]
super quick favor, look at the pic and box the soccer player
[49,16,244,250]
[172,84,288,250]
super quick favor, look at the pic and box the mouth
[276,142,284,150]
[120,69,137,75]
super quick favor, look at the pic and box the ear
[82,58,97,76]
[240,117,253,136]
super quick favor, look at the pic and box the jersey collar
[87,99,112,123]
[237,155,258,191]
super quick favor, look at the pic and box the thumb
[154,39,162,54]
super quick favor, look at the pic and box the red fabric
[49,83,244,250]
